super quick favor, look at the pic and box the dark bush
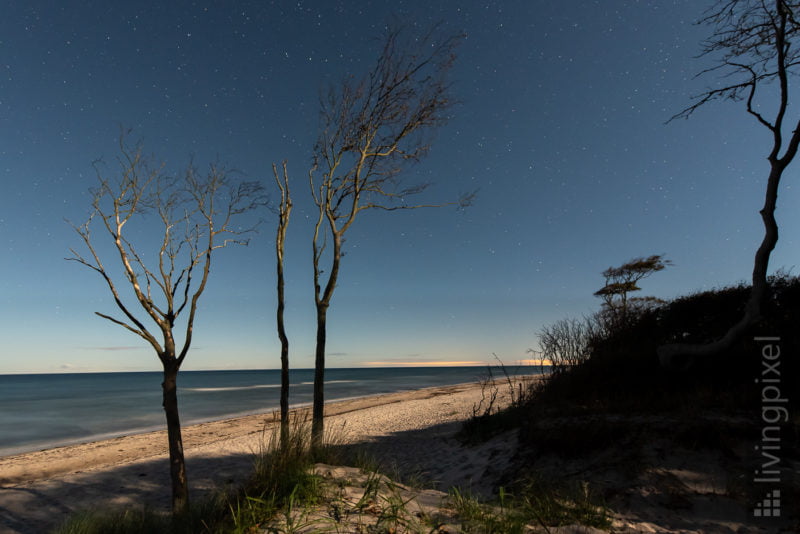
[530,273,800,412]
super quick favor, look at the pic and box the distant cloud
[82,345,205,352]
[328,352,349,357]
[367,356,433,363]
[52,363,99,373]
[50,362,157,373]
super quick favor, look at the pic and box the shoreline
[0,366,526,459]
[0,387,431,460]
[1,374,780,534]
[0,379,529,533]
[0,381,480,485]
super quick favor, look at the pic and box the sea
[0,366,539,457]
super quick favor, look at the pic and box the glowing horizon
[515,359,553,367]
[362,360,487,367]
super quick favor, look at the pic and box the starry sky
[1,1,798,374]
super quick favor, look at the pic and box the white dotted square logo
[754,489,781,518]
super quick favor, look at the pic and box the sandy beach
[0,380,513,534]
[2,376,794,534]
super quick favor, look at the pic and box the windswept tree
[68,137,264,513]
[309,25,471,447]
[660,0,800,366]
[536,255,669,373]
[594,254,671,328]
[273,161,292,446]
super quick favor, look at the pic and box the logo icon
[754,489,781,518]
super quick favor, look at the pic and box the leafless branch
[68,134,265,366]
[660,1,800,365]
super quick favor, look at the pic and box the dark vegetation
[536,271,799,411]
[460,269,800,529]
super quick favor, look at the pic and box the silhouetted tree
[535,256,668,374]
[309,25,470,447]
[273,161,292,446]
[594,254,671,328]
[68,137,264,514]
[660,0,800,367]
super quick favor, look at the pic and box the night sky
[1,1,798,374]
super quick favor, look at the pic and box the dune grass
[54,397,613,534]
[54,414,342,534]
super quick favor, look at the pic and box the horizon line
[0,363,546,376]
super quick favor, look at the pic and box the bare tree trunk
[277,262,290,445]
[311,230,341,450]
[658,132,789,367]
[274,162,292,446]
[161,361,188,514]
[311,303,327,448]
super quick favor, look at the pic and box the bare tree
[68,137,264,513]
[660,0,800,367]
[537,317,595,372]
[308,25,470,447]
[273,161,292,446]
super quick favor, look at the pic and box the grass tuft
[54,413,346,534]
[54,500,225,534]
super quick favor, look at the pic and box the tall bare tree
[660,0,800,367]
[309,25,470,447]
[273,161,292,445]
[68,137,264,513]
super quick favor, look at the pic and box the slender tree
[273,161,292,445]
[68,137,264,513]
[659,0,800,367]
[309,25,470,447]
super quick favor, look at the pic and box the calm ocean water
[0,366,538,456]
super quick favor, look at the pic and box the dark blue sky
[1,1,797,373]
